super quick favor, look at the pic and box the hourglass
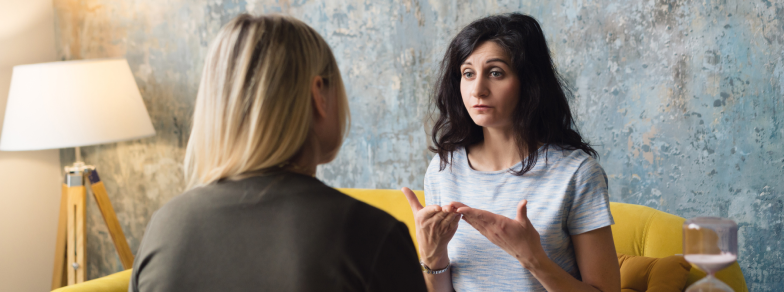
[683,217,738,292]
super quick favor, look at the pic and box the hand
[401,187,461,268]
[452,200,547,269]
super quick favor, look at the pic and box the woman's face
[459,41,520,130]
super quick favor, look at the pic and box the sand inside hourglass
[684,253,737,273]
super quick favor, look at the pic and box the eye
[490,71,503,77]
[463,71,474,78]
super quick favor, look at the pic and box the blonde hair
[184,14,349,189]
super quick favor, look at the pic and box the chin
[470,117,495,128]
[472,119,511,130]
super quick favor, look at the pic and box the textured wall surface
[53,0,783,289]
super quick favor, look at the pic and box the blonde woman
[130,14,426,292]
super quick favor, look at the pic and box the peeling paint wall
[53,0,783,289]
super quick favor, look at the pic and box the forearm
[423,270,453,292]
[422,257,453,292]
[524,257,604,292]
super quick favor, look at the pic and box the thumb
[401,187,423,213]
[515,199,528,223]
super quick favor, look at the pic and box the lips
[473,105,492,109]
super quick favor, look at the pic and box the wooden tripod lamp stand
[0,59,156,289]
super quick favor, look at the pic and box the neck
[467,125,521,171]
[287,136,320,177]
[483,125,517,151]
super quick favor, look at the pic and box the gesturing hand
[452,200,547,269]
[401,187,460,268]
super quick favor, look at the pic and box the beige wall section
[0,0,63,291]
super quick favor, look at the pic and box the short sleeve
[424,155,441,207]
[567,157,614,235]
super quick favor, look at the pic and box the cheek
[501,81,520,113]
[460,80,472,108]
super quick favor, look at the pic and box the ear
[311,76,328,119]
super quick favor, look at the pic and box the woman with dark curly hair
[402,13,621,292]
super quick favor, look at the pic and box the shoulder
[425,147,468,176]
[155,173,343,220]
[560,149,606,182]
[149,184,215,222]
[424,150,463,190]
[425,154,441,176]
[544,147,608,190]
[543,145,602,172]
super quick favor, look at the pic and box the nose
[470,73,489,99]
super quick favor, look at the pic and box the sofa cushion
[617,253,691,292]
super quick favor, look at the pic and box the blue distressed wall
[53,0,783,289]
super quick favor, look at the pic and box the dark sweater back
[130,171,426,292]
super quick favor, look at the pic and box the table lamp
[0,58,155,289]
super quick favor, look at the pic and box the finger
[461,214,490,234]
[442,212,459,225]
[455,206,472,215]
[401,187,423,213]
[455,207,481,226]
[443,203,461,213]
[431,208,449,221]
[456,206,483,219]
[457,207,497,226]
[449,201,469,209]
[442,204,452,213]
[453,202,474,217]
[443,202,464,212]
[449,213,461,230]
[420,205,445,220]
[515,199,528,223]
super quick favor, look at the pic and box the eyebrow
[461,58,510,66]
[485,58,510,65]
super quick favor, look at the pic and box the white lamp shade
[0,58,155,151]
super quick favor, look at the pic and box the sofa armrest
[52,269,132,292]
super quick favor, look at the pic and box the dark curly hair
[430,13,597,175]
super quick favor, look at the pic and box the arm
[419,241,453,292]
[526,227,620,292]
[421,202,456,292]
[455,201,620,292]
[422,267,453,292]
[128,211,172,292]
[401,187,459,292]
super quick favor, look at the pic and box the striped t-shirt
[424,145,614,291]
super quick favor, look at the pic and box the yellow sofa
[53,188,747,292]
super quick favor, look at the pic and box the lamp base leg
[51,184,68,290]
[65,181,86,285]
[51,168,135,288]
[88,169,135,269]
